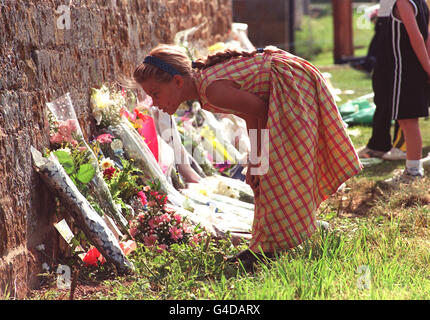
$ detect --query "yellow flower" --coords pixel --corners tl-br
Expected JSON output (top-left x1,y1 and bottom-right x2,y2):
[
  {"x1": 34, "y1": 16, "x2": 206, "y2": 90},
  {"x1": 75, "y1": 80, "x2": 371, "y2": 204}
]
[{"x1": 198, "y1": 189, "x2": 208, "y2": 196}]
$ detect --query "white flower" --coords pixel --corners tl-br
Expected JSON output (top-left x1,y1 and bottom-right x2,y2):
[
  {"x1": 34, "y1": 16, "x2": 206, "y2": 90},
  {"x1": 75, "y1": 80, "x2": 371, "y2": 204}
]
[
  {"x1": 91, "y1": 87, "x2": 113, "y2": 110},
  {"x1": 214, "y1": 181, "x2": 239, "y2": 198},
  {"x1": 36, "y1": 244, "x2": 45, "y2": 251},
  {"x1": 100, "y1": 158, "x2": 114, "y2": 170},
  {"x1": 42, "y1": 263, "x2": 50, "y2": 272}
]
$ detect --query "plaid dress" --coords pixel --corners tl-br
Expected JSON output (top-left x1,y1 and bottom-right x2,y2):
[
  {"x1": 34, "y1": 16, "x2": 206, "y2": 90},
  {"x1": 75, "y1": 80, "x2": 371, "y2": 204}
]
[{"x1": 195, "y1": 49, "x2": 362, "y2": 253}]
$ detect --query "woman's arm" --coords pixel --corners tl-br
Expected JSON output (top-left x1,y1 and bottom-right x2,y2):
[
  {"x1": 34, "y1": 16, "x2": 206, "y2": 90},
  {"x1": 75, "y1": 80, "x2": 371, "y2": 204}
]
[
  {"x1": 395, "y1": 0, "x2": 430, "y2": 78},
  {"x1": 205, "y1": 80, "x2": 268, "y2": 192},
  {"x1": 205, "y1": 80, "x2": 269, "y2": 119}
]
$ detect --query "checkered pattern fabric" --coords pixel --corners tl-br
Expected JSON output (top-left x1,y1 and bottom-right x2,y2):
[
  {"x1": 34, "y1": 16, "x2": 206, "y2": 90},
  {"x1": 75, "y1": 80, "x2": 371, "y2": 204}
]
[{"x1": 195, "y1": 49, "x2": 362, "y2": 252}]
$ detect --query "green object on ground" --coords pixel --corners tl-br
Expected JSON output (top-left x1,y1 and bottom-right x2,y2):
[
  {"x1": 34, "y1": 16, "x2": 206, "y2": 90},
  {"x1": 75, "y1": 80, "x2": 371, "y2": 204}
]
[{"x1": 339, "y1": 99, "x2": 376, "y2": 125}]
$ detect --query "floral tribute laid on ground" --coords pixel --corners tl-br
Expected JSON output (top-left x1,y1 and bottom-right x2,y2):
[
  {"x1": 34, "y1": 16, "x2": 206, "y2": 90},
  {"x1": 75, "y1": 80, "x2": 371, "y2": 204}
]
[{"x1": 30, "y1": 76, "x2": 256, "y2": 285}]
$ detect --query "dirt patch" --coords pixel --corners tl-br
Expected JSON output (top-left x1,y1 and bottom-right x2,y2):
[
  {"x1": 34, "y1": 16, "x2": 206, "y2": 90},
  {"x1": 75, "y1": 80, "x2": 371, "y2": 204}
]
[{"x1": 395, "y1": 194, "x2": 430, "y2": 208}]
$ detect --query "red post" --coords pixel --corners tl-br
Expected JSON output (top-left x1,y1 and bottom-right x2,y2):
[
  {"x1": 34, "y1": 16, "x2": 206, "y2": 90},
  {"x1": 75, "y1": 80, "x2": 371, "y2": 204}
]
[{"x1": 332, "y1": 0, "x2": 354, "y2": 63}]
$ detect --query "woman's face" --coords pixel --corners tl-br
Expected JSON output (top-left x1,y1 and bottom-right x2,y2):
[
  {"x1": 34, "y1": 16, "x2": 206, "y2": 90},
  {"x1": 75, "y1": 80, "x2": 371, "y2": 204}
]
[{"x1": 140, "y1": 77, "x2": 184, "y2": 115}]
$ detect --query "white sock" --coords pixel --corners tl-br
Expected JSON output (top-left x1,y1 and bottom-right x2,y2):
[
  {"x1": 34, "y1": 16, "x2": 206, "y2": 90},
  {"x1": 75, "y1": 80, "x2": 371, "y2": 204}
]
[{"x1": 406, "y1": 160, "x2": 423, "y2": 176}]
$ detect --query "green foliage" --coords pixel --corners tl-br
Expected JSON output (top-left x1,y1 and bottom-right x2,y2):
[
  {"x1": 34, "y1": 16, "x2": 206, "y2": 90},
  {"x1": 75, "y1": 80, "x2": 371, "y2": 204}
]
[
  {"x1": 53, "y1": 150, "x2": 75, "y2": 174},
  {"x1": 105, "y1": 158, "x2": 144, "y2": 202},
  {"x1": 53, "y1": 145, "x2": 96, "y2": 196},
  {"x1": 77, "y1": 163, "x2": 96, "y2": 184}
]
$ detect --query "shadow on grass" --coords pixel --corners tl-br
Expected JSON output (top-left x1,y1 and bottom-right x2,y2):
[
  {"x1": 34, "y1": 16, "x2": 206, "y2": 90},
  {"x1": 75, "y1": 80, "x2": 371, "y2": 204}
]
[{"x1": 358, "y1": 145, "x2": 430, "y2": 180}]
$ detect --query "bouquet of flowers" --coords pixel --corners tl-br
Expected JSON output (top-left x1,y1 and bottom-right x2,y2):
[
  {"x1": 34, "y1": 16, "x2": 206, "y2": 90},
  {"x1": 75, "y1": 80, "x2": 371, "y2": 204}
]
[{"x1": 128, "y1": 186, "x2": 203, "y2": 251}]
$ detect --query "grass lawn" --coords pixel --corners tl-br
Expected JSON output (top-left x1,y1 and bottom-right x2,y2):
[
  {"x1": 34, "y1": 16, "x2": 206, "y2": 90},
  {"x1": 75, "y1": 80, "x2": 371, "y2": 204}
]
[{"x1": 27, "y1": 4, "x2": 430, "y2": 301}]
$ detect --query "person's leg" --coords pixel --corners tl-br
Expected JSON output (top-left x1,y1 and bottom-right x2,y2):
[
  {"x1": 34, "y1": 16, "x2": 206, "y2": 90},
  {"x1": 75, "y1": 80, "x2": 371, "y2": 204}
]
[
  {"x1": 398, "y1": 118, "x2": 423, "y2": 176},
  {"x1": 365, "y1": 71, "x2": 393, "y2": 154},
  {"x1": 397, "y1": 118, "x2": 422, "y2": 160},
  {"x1": 366, "y1": 102, "x2": 393, "y2": 153}
]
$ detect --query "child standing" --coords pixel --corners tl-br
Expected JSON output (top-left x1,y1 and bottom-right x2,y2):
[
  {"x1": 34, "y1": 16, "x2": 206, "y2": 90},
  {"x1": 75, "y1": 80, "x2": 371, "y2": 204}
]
[
  {"x1": 133, "y1": 44, "x2": 362, "y2": 267},
  {"x1": 373, "y1": 0, "x2": 430, "y2": 181},
  {"x1": 357, "y1": 0, "x2": 409, "y2": 161}
]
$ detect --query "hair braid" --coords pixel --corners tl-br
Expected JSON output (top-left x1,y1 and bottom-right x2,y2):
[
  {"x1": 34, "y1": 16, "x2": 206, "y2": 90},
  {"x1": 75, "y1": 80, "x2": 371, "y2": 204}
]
[
  {"x1": 192, "y1": 46, "x2": 285, "y2": 70},
  {"x1": 192, "y1": 49, "x2": 261, "y2": 70}
]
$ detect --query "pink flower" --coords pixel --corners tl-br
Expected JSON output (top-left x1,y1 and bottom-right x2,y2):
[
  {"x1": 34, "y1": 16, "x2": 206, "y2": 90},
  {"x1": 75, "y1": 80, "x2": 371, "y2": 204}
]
[
  {"x1": 156, "y1": 244, "x2": 167, "y2": 253},
  {"x1": 173, "y1": 214, "x2": 182, "y2": 224},
  {"x1": 137, "y1": 191, "x2": 147, "y2": 206},
  {"x1": 58, "y1": 124, "x2": 71, "y2": 137},
  {"x1": 66, "y1": 119, "x2": 78, "y2": 133},
  {"x1": 50, "y1": 133, "x2": 63, "y2": 144},
  {"x1": 143, "y1": 234, "x2": 158, "y2": 247},
  {"x1": 49, "y1": 120, "x2": 79, "y2": 146},
  {"x1": 78, "y1": 147, "x2": 87, "y2": 153},
  {"x1": 182, "y1": 224, "x2": 191, "y2": 234},
  {"x1": 190, "y1": 234, "x2": 201, "y2": 246},
  {"x1": 96, "y1": 133, "x2": 114, "y2": 144},
  {"x1": 129, "y1": 227, "x2": 138, "y2": 238},
  {"x1": 159, "y1": 213, "x2": 171, "y2": 223},
  {"x1": 169, "y1": 226, "x2": 183, "y2": 241},
  {"x1": 148, "y1": 218, "x2": 159, "y2": 229}
]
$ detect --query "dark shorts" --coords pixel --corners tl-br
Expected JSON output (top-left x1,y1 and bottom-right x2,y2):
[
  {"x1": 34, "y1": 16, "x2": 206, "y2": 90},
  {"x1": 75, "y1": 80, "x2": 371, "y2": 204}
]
[{"x1": 373, "y1": 69, "x2": 429, "y2": 120}]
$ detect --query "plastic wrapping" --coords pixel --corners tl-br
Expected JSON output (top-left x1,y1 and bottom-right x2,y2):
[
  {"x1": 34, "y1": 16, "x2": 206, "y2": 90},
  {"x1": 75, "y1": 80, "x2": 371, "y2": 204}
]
[
  {"x1": 199, "y1": 108, "x2": 243, "y2": 164},
  {"x1": 109, "y1": 119, "x2": 185, "y2": 207},
  {"x1": 180, "y1": 188, "x2": 253, "y2": 233},
  {"x1": 46, "y1": 93, "x2": 129, "y2": 233},
  {"x1": 31, "y1": 147, "x2": 133, "y2": 274}
]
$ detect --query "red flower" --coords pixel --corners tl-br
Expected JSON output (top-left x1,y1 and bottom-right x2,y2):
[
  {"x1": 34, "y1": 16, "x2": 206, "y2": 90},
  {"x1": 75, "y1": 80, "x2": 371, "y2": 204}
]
[
  {"x1": 137, "y1": 191, "x2": 147, "y2": 206},
  {"x1": 103, "y1": 167, "x2": 116, "y2": 180},
  {"x1": 83, "y1": 247, "x2": 106, "y2": 267},
  {"x1": 134, "y1": 108, "x2": 146, "y2": 121}
]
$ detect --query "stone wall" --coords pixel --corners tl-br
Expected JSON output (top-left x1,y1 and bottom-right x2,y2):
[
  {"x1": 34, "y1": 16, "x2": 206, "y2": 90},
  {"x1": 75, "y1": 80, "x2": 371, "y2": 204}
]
[{"x1": 0, "y1": 0, "x2": 232, "y2": 298}]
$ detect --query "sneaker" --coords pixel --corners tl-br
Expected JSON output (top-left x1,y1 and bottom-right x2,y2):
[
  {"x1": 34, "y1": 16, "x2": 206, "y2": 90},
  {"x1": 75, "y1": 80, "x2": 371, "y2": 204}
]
[
  {"x1": 382, "y1": 147, "x2": 407, "y2": 160},
  {"x1": 422, "y1": 153, "x2": 430, "y2": 169},
  {"x1": 357, "y1": 146, "x2": 386, "y2": 159},
  {"x1": 383, "y1": 168, "x2": 424, "y2": 185}
]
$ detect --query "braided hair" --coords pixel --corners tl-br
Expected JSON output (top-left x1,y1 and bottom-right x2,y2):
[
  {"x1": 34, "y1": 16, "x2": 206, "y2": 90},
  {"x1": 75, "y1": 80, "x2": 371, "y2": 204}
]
[
  {"x1": 133, "y1": 44, "x2": 281, "y2": 84},
  {"x1": 192, "y1": 45, "x2": 283, "y2": 70}
]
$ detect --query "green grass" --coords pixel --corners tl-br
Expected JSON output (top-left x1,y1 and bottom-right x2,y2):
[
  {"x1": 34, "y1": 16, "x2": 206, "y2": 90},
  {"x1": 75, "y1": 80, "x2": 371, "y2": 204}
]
[{"x1": 296, "y1": 4, "x2": 374, "y2": 65}]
